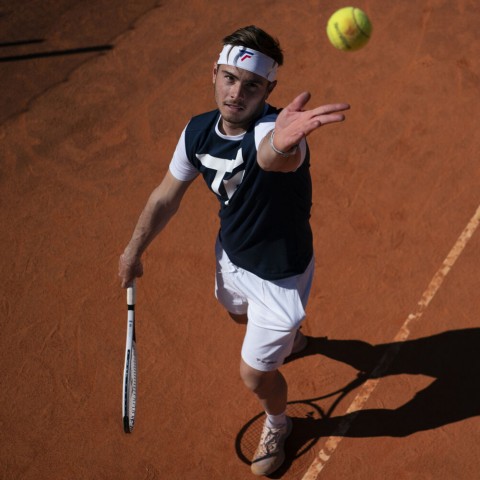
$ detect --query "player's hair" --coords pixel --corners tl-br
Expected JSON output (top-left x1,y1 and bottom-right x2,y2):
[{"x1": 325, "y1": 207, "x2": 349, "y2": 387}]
[{"x1": 222, "y1": 25, "x2": 284, "y2": 66}]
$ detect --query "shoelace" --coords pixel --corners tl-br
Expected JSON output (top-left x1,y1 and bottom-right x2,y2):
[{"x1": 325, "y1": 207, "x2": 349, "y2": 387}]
[{"x1": 258, "y1": 425, "x2": 285, "y2": 455}]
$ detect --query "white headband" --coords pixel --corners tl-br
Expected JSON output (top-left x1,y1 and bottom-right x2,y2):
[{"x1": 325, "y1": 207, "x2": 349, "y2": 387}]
[{"x1": 217, "y1": 44, "x2": 278, "y2": 81}]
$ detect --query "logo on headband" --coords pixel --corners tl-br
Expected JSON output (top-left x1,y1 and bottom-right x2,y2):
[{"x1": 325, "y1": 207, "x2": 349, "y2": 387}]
[
  {"x1": 239, "y1": 48, "x2": 255, "y2": 62},
  {"x1": 218, "y1": 44, "x2": 278, "y2": 81}
]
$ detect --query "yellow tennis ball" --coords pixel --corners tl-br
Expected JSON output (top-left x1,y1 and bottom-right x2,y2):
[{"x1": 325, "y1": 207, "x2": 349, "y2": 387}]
[{"x1": 326, "y1": 6, "x2": 372, "y2": 51}]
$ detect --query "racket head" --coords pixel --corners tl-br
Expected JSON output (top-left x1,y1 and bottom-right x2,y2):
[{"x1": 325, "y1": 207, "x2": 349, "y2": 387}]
[{"x1": 235, "y1": 400, "x2": 323, "y2": 466}]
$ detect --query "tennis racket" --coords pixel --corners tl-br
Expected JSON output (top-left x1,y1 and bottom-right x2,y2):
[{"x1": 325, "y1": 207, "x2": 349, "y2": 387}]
[{"x1": 122, "y1": 281, "x2": 137, "y2": 433}]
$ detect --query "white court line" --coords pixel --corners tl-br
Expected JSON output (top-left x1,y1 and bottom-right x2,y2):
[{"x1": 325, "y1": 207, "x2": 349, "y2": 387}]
[{"x1": 302, "y1": 204, "x2": 480, "y2": 480}]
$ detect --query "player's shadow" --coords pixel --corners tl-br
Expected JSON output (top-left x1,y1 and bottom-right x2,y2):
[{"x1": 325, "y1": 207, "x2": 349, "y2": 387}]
[
  {"x1": 292, "y1": 328, "x2": 480, "y2": 436},
  {"x1": 237, "y1": 327, "x2": 479, "y2": 477}
]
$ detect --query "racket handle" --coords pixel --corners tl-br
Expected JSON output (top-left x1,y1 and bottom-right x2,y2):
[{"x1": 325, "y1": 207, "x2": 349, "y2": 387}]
[{"x1": 127, "y1": 281, "x2": 136, "y2": 306}]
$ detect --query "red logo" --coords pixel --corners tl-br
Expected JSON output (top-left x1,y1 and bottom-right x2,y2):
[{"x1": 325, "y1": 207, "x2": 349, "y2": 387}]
[{"x1": 239, "y1": 49, "x2": 254, "y2": 62}]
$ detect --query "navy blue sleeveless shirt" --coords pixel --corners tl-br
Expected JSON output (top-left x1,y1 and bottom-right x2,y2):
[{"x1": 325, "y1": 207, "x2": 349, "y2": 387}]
[{"x1": 183, "y1": 106, "x2": 313, "y2": 280}]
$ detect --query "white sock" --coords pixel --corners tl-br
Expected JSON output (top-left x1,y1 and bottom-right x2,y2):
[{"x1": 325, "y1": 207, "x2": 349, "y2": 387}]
[{"x1": 266, "y1": 412, "x2": 287, "y2": 429}]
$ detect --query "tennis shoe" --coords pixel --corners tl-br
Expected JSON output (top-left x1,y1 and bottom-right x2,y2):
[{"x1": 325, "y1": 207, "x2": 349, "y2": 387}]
[{"x1": 251, "y1": 416, "x2": 292, "y2": 476}]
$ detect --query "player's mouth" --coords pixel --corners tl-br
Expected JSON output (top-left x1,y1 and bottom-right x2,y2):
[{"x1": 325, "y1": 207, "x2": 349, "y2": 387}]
[{"x1": 224, "y1": 103, "x2": 245, "y2": 112}]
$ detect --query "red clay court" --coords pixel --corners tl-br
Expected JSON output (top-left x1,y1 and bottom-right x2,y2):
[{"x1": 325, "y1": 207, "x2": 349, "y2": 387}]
[{"x1": 1, "y1": 1, "x2": 479, "y2": 479}]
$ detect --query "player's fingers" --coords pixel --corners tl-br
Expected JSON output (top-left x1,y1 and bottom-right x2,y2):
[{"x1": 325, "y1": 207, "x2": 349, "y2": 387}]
[
  {"x1": 318, "y1": 112, "x2": 347, "y2": 125},
  {"x1": 123, "y1": 279, "x2": 136, "y2": 289},
  {"x1": 305, "y1": 105, "x2": 349, "y2": 129},
  {"x1": 119, "y1": 255, "x2": 143, "y2": 288},
  {"x1": 287, "y1": 91, "x2": 312, "y2": 112},
  {"x1": 121, "y1": 269, "x2": 142, "y2": 289},
  {"x1": 313, "y1": 103, "x2": 350, "y2": 116},
  {"x1": 299, "y1": 113, "x2": 346, "y2": 137}
]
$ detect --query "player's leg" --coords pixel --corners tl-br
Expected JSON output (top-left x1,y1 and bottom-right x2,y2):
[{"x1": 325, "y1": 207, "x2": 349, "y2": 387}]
[
  {"x1": 215, "y1": 238, "x2": 314, "y2": 475},
  {"x1": 240, "y1": 325, "x2": 297, "y2": 476},
  {"x1": 238, "y1": 258, "x2": 314, "y2": 476},
  {"x1": 239, "y1": 360, "x2": 287, "y2": 415}
]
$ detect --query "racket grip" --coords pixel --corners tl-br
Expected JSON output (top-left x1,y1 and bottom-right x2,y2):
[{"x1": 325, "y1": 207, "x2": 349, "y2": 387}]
[{"x1": 127, "y1": 281, "x2": 136, "y2": 306}]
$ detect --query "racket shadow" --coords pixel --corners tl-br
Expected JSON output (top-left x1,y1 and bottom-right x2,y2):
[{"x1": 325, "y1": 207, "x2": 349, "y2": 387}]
[
  {"x1": 234, "y1": 402, "x2": 324, "y2": 468},
  {"x1": 234, "y1": 359, "x2": 368, "y2": 477}
]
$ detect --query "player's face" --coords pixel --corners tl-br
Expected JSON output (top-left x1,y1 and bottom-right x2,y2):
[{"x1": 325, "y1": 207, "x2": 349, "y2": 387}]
[{"x1": 213, "y1": 64, "x2": 276, "y2": 136}]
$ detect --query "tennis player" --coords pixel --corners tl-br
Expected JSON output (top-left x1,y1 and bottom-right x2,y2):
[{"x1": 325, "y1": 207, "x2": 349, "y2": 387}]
[{"x1": 119, "y1": 25, "x2": 349, "y2": 476}]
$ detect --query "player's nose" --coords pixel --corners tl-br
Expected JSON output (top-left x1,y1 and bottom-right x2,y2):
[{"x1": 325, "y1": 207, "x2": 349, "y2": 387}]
[{"x1": 229, "y1": 83, "x2": 243, "y2": 100}]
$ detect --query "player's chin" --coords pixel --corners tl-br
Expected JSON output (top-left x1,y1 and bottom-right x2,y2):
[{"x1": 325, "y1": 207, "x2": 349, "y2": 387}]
[{"x1": 225, "y1": 105, "x2": 261, "y2": 124}]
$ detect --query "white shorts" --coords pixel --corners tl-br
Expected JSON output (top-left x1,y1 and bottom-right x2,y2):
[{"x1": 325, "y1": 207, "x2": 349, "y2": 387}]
[{"x1": 214, "y1": 237, "x2": 314, "y2": 372}]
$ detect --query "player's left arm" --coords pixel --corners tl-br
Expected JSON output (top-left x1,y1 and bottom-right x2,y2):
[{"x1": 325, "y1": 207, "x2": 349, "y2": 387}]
[{"x1": 257, "y1": 92, "x2": 350, "y2": 172}]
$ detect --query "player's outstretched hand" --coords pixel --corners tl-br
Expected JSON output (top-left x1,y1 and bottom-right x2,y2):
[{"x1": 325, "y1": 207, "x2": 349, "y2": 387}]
[{"x1": 273, "y1": 92, "x2": 350, "y2": 153}]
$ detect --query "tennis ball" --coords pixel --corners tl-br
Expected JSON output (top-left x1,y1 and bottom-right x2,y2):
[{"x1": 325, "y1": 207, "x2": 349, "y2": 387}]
[{"x1": 326, "y1": 6, "x2": 372, "y2": 51}]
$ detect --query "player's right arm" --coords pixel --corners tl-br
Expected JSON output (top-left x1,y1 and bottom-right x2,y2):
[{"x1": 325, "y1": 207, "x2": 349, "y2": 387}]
[{"x1": 119, "y1": 170, "x2": 194, "y2": 288}]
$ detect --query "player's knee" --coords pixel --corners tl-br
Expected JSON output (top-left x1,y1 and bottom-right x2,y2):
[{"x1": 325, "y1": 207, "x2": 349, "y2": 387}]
[{"x1": 239, "y1": 361, "x2": 275, "y2": 395}]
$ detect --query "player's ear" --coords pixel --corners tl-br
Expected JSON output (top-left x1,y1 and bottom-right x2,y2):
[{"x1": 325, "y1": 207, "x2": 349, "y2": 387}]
[
  {"x1": 265, "y1": 80, "x2": 277, "y2": 99},
  {"x1": 213, "y1": 62, "x2": 219, "y2": 84}
]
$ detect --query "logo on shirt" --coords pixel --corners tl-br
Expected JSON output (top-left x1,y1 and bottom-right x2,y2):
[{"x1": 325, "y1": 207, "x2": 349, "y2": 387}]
[{"x1": 196, "y1": 149, "x2": 245, "y2": 205}]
